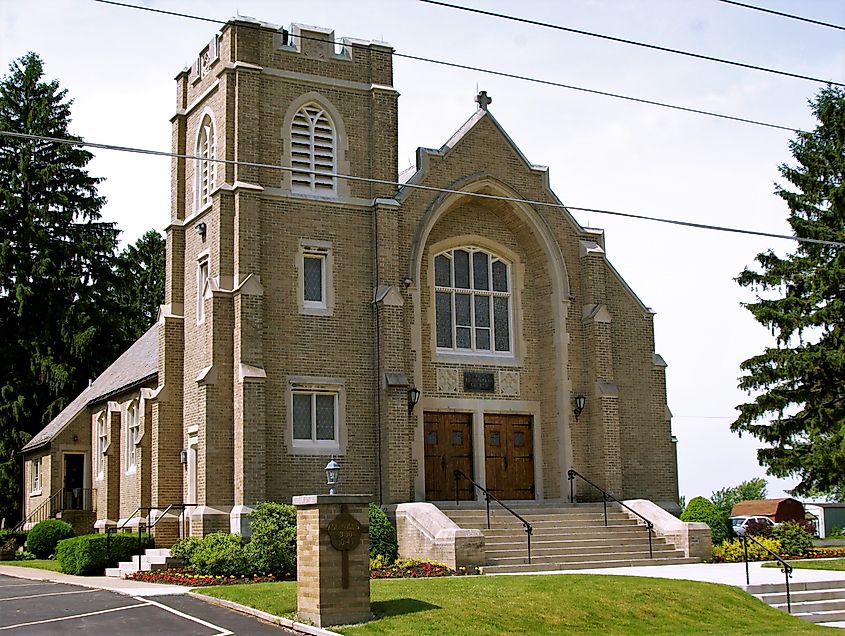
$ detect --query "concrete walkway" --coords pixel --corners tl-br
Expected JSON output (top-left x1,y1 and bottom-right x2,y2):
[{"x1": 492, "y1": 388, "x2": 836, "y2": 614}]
[{"x1": 0, "y1": 564, "x2": 191, "y2": 596}]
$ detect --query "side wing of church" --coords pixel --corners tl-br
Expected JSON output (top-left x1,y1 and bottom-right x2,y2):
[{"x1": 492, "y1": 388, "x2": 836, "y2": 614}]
[{"x1": 19, "y1": 18, "x2": 679, "y2": 541}]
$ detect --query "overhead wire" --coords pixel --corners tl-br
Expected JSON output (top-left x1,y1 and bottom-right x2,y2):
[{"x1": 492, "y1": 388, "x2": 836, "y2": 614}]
[
  {"x1": 92, "y1": 0, "x2": 802, "y2": 134},
  {"x1": 716, "y1": 1, "x2": 845, "y2": 32},
  {"x1": 3, "y1": 129, "x2": 843, "y2": 249},
  {"x1": 417, "y1": 0, "x2": 844, "y2": 87}
]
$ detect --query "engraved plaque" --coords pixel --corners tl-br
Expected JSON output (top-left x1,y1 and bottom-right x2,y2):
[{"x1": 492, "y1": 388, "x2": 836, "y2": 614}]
[
  {"x1": 327, "y1": 513, "x2": 362, "y2": 552},
  {"x1": 464, "y1": 370, "x2": 495, "y2": 393}
]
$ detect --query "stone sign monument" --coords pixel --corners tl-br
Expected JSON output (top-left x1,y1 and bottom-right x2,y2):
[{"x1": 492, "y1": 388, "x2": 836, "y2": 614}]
[{"x1": 292, "y1": 494, "x2": 373, "y2": 627}]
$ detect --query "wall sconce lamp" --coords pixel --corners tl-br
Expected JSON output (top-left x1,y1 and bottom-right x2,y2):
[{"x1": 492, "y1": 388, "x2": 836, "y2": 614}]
[
  {"x1": 195, "y1": 222, "x2": 207, "y2": 238},
  {"x1": 407, "y1": 386, "x2": 421, "y2": 414},
  {"x1": 573, "y1": 394, "x2": 586, "y2": 420},
  {"x1": 325, "y1": 458, "x2": 341, "y2": 495}
]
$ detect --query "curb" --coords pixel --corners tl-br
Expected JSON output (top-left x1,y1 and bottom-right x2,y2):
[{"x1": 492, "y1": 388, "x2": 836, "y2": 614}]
[{"x1": 188, "y1": 591, "x2": 343, "y2": 636}]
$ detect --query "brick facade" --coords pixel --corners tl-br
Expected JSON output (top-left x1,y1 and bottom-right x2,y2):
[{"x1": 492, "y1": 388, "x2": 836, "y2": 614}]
[{"x1": 22, "y1": 16, "x2": 681, "y2": 538}]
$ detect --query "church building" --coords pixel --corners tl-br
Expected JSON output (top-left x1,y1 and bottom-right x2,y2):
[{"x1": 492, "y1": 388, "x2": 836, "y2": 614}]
[{"x1": 20, "y1": 17, "x2": 679, "y2": 542}]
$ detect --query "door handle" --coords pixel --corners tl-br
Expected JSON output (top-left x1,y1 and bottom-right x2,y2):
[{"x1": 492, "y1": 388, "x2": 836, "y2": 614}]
[
  {"x1": 441, "y1": 456, "x2": 446, "y2": 471},
  {"x1": 504, "y1": 455, "x2": 508, "y2": 471}
]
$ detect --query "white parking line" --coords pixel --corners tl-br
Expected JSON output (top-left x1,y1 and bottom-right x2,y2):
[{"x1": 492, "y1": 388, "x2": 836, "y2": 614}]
[
  {"x1": 0, "y1": 582, "x2": 57, "y2": 588},
  {"x1": 0, "y1": 589, "x2": 97, "y2": 602},
  {"x1": 138, "y1": 597, "x2": 234, "y2": 636},
  {"x1": 0, "y1": 601, "x2": 150, "y2": 630}
]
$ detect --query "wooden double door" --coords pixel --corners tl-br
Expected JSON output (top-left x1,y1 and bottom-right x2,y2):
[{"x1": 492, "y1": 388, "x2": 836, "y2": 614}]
[{"x1": 424, "y1": 412, "x2": 535, "y2": 501}]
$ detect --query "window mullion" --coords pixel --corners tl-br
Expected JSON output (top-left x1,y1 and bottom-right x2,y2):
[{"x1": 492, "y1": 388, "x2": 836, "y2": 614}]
[{"x1": 311, "y1": 393, "x2": 318, "y2": 443}]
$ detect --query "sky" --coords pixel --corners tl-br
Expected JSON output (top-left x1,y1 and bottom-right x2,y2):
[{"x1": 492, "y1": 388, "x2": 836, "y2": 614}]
[{"x1": 1, "y1": 0, "x2": 844, "y2": 504}]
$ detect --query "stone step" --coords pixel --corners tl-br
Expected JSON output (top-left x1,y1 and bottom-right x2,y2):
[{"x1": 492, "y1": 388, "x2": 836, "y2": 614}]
[
  {"x1": 444, "y1": 509, "x2": 631, "y2": 520},
  {"x1": 445, "y1": 516, "x2": 639, "y2": 528},
  {"x1": 485, "y1": 542, "x2": 679, "y2": 560},
  {"x1": 757, "y1": 588, "x2": 845, "y2": 605},
  {"x1": 486, "y1": 549, "x2": 687, "y2": 566},
  {"x1": 485, "y1": 534, "x2": 665, "y2": 548},
  {"x1": 771, "y1": 599, "x2": 845, "y2": 615},
  {"x1": 482, "y1": 556, "x2": 700, "y2": 574},
  {"x1": 481, "y1": 526, "x2": 651, "y2": 539},
  {"x1": 793, "y1": 609, "x2": 845, "y2": 624},
  {"x1": 746, "y1": 579, "x2": 845, "y2": 595},
  {"x1": 104, "y1": 548, "x2": 182, "y2": 577}
]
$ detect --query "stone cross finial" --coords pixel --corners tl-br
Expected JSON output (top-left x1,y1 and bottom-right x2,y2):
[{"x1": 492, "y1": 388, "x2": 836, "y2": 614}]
[{"x1": 475, "y1": 90, "x2": 492, "y2": 111}]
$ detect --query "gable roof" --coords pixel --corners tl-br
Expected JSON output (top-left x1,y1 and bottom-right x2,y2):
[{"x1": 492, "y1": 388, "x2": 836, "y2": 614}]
[
  {"x1": 21, "y1": 324, "x2": 159, "y2": 454},
  {"x1": 730, "y1": 498, "x2": 804, "y2": 517}
]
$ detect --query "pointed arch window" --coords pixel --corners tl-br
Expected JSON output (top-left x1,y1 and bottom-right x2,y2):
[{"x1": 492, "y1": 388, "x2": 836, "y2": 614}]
[
  {"x1": 434, "y1": 247, "x2": 513, "y2": 354},
  {"x1": 125, "y1": 401, "x2": 140, "y2": 473},
  {"x1": 290, "y1": 103, "x2": 336, "y2": 195},
  {"x1": 195, "y1": 115, "x2": 216, "y2": 210}
]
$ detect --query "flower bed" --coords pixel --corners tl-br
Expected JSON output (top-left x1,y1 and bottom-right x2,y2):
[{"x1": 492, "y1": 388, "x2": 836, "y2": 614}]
[
  {"x1": 370, "y1": 558, "x2": 480, "y2": 579},
  {"x1": 127, "y1": 568, "x2": 276, "y2": 586}
]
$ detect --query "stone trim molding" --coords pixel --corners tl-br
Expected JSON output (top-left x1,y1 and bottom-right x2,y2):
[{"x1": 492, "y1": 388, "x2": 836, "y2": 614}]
[
  {"x1": 394, "y1": 502, "x2": 484, "y2": 570},
  {"x1": 623, "y1": 499, "x2": 711, "y2": 560}
]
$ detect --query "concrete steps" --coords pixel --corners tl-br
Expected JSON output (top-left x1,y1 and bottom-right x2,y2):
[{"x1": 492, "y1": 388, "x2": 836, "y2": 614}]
[
  {"x1": 104, "y1": 548, "x2": 182, "y2": 578},
  {"x1": 746, "y1": 579, "x2": 845, "y2": 625},
  {"x1": 442, "y1": 501, "x2": 698, "y2": 574}
]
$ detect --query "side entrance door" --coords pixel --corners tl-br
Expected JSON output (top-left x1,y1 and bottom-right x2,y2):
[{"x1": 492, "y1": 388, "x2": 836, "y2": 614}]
[
  {"x1": 424, "y1": 412, "x2": 473, "y2": 501},
  {"x1": 63, "y1": 453, "x2": 85, "y2": 510},
  {"x1": 484, "y1": 414, "x2": 535, "y2": 500}
]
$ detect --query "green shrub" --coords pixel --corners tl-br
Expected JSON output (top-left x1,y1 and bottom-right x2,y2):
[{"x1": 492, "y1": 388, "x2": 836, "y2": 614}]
[
  {"x1": 771, "y1": 521, "x2": 814, "y2": 556},
  {"x1": 56, "y1": 533, "x2": 153, "y2": 575},
  {"x1": 244, "y1": 502, "x2": 297, "y2": 577},
  {"x1": 829, "y1": 526, "x2": 845, "y2": 539},
  {"x1": 190, "y1": 532, "x2": 248, "y2": 577},
  {"x1": 27, "y1": 519, "x2": 74, "y2": 558},
  {"x1": 170, "y1": 536, "x2": 203, "y2": 564},
  {"x1": 369, "y1": 503, "x2": 398, "y2": 564},
  {"x1": 680, "y1": 496, "x2": 730, "y2": 545},
  {"x1": 0, "y1": 530, "x2": 28, "y2": 549},
  {"x1": 712, "y1": 537, "x2": 783, "y2": 563}
]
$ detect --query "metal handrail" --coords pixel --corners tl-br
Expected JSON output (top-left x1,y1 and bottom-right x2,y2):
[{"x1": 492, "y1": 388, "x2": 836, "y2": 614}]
[
  {"x1": 567, "y1": 469, "x2": 654, "y2": 559},
  {"x1": 740, "y1": 532, "x2": 794, "y2": 613},
  {"x1": 14, "y1": 487, "x2": 96, "y2": 531},
  {"x1": 106, "y1": 503, "x2": 197, "y2": 570},
  {"x1": 453, "y1": 469, "x2": 533, "y2": 564}
]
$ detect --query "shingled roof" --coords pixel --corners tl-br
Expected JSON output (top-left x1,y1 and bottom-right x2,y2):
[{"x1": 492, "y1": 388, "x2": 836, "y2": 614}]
[{"x1": 21, "y1": 324, "x2": 159, "y2": 454}]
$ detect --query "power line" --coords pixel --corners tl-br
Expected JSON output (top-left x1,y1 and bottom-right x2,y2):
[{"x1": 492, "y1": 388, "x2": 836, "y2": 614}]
[
  {"x1": 717, "y1": 1, "x2": 845, "y2": 32},
  {"x1": 4, "y1": 129, "x2": 843, "y2": 249},
  {"x1": 418, "y1": 0, "x2": 844, "y2": 87},
  {"x1": 91, "y1": 0, "x2": 801, "y2": 134}
]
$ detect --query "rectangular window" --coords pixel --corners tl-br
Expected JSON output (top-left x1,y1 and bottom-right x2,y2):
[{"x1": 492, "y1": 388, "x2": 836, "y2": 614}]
[
  {"x1": 197, "y1": 258, "x2": 209, "y2": 324},
  {"x1": 303, "y1": 253, "x2": 325, "y2": 306},
  {"x1": 126, "y1": 402, "x2": 140, "y2": 472},
  {"x1": 96, "y1": 414, "x2": 107, "y2": 478},
  {"x1": 299, "y1": 241, "x2": 333, "y2": 316},
  {"x1": 292, "y1": 390, "x2": 338, "y2": 447},
  {"x1": 31, "y1": 458, "x2": 42, "y2": 493}
]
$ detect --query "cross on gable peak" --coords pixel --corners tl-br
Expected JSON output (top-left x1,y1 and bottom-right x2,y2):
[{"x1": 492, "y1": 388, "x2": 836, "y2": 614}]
[{"x1": 475, "y1": 90, "x2": 492, "y2": 111}]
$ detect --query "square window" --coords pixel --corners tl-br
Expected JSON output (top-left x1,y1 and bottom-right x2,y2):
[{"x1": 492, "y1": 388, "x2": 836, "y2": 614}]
[{"x1": 292, "y1": 389, "x2": 339, "y2": 449}]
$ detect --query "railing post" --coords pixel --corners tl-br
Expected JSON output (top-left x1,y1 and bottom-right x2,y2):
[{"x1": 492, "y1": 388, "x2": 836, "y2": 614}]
[
  {"x1": 138, "y1": 517, "x2": 143, "y2": 571},
  {"x1": 785, "y1": 567, "x2": 792, "y2": 613},
  {"x1": 567, "y1": 469, "x2": 575, "y2": 504},
  {"x1": 526, "y1": 524, "x2": 532, "y2": 565},
  {"x1": 603, "y1": 492, "x2": 608, "y2": 526},
  {"x1": 743, "y1": 535, "x2": 749, "y2": 585},
  {"x1": 485, "y1": 493, "x2": 491, "y2": 530},
  {"x1": 647, "y1": 524, "x2": 653, "y2": 559}
]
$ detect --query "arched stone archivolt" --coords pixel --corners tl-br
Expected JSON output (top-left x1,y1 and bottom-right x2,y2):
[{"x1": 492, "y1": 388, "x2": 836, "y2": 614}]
[{"x1": 408, "y1": 175, "x2": 575, "y2": 500}]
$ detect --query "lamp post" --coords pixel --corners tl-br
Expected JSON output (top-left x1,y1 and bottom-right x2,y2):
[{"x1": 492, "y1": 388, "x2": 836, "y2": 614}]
[{"x1": 325, "y1": 458, "x2": 341, "y2": 495}]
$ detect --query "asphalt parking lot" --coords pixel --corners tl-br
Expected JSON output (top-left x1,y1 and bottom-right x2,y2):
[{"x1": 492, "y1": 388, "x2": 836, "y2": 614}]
[{"x1": 0, "y1": 574, "x2": 291, "y2": 634}]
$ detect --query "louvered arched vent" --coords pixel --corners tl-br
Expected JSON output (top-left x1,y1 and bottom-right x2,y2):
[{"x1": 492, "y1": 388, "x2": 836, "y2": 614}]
[
  {"x1": 195, "y1": 115, "x2": 216, "y2": 210},
  {"x1": 290, "y1": 103, "x2": 336, "y2": 195}
]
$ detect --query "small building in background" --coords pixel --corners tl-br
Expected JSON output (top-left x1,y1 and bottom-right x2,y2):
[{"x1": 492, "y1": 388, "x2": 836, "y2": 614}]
[
  {"x1": 731, "y1": 498, "x2": 806, "y2": 524},
  {"x1": 805, "y1": 503, "x2": 845, "y2": 539}
]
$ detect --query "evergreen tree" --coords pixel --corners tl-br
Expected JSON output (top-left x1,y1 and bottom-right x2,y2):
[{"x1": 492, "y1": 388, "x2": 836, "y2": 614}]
[
  {"x1": 113, "y1": 230, "x2": 165, "y2": 342},
  {"x1": 733, "y1": 87, "x2": 845, "y2": 496},
  {"x1": 0, "y1": 53, "x2": 119, "y2": 524}
]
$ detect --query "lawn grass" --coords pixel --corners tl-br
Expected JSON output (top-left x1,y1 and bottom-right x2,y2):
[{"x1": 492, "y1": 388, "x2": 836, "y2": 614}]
[
  {"x1": 764, "y1": 558, "x2": 845, "y2": 572},
  {"x1": 200, "y1": 574, "x2": 834, "y2": 634},
  {"x1": 0, "y1": 559, "x2": 62, "y2": 572}
]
